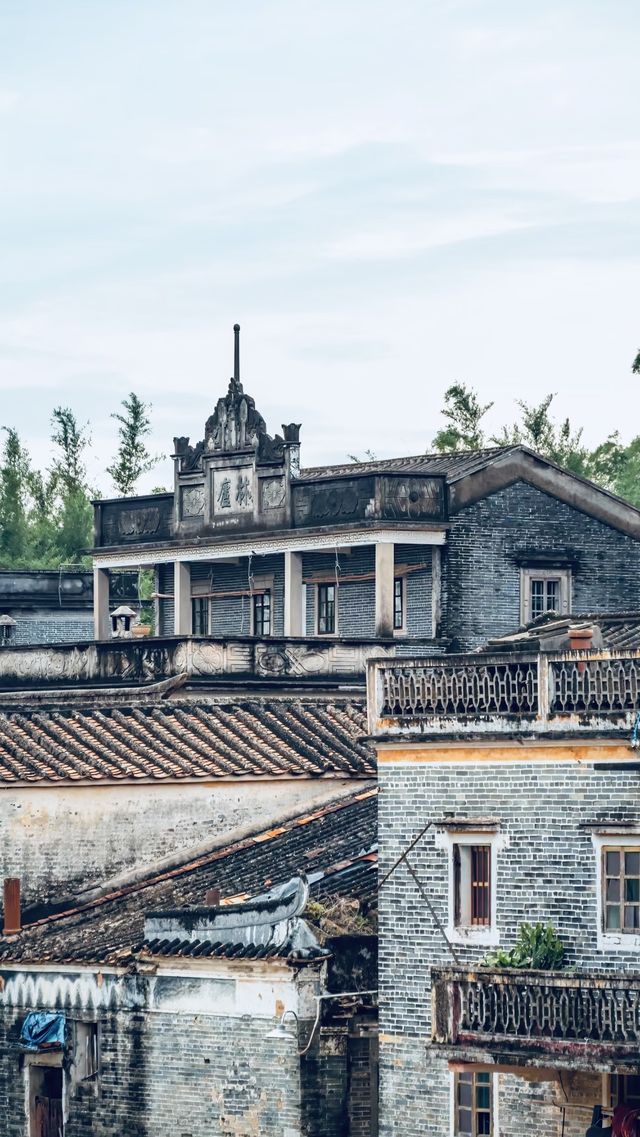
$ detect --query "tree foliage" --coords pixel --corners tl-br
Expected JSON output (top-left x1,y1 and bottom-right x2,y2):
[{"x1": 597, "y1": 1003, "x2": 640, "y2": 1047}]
[
  {"x1": 432, "y1": 382, "x2": 640, "y2": 507},
  {"x1": 432, "y1": 384, "x2": 493, "y2": 452},
  {"x1": 106, "y1": 393, "x2": 159, "y2": 497},
  {"x1": 0, "y1": 394, "x2": 160, "y2": 568}
]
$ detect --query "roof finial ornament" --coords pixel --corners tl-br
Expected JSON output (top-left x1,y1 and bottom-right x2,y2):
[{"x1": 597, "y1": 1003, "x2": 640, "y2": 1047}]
[{"x1": 233, "y1": 323, "x2": 240, "y2": 386}]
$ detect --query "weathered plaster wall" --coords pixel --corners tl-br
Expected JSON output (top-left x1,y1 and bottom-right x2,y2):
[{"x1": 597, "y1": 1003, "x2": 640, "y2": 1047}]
[
  {"x1": 1, "y1": 778, "x2": 359, "y2": 904},
  {"x1": 0, "y1": 963, "x2": 313, "y2": 1137},
  {"x1": 378, "y1": 754, "x2": 640, "y2": 1136},
  {"x1": 444, "y1": 480, "x2": 640, "y2": 650}
]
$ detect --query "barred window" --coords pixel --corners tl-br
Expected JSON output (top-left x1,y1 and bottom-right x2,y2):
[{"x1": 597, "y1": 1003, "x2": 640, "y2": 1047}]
[
  {"x1": 191, "y1": 597, "x2": 209, "y2": 635},
  {"x1": 610, "y1": 1073, "x2": 640, "y2": 1109},
  {"x1": 604, "y1": 847, "x2": 640, "y2": 932},
  {"x1": 317, "y1": 584, "x2": 336, "y2": 634},
  {"x1": 454, "y1": 844, "x2": 491, "y2": 927},
  {"x1": 253, "y1": 591, "x2": 272, "y2": 637},
  {"x1": 454, "y1": 1070, "x2": 493, "y2": 1136}
]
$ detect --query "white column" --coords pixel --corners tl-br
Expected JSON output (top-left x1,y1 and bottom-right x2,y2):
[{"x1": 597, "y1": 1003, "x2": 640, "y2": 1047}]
[
  {"x1": 284, "y1": 552, "x2": 303, "y2": 637},
  {"x1": 174, "y1": 561, "x2": 192, "y2": 635},
  {"x1": 93, "y1": 567, "x2": 110, "y2": 640},
  {"x1": 375, "y1": 542, "x2": 395, "y2": 637}
]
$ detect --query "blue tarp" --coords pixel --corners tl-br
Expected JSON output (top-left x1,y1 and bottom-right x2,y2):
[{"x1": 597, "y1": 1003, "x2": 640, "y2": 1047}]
[{"x1": 19, "y1": 1012, "x2": 65, "y2": 1051}]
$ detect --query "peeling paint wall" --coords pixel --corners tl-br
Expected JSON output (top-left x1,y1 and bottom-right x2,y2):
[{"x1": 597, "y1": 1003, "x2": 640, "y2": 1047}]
[
  {"x1": 0, "y1": 963, "x2": 315, "y2": 1137},
  {"x1": 0, "y1": 779, "x2": 359, "y2": 905}
]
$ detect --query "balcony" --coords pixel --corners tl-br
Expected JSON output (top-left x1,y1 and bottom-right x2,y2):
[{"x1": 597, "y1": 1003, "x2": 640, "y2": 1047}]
[
  {"x1": 432, "y1": 966, "x2": 640, "y2": 1070},
  {"x1": 368, "y1": 650, "x2": 640, "y2": 736},
  {"x1": 0, "y1": 635, "x2": 444, "y2": 690}
]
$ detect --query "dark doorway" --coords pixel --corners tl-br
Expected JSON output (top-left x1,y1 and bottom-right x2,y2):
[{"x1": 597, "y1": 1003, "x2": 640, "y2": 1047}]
[{"x1": 29, "y1": 1066, "x2": 63, "y2": 1137}]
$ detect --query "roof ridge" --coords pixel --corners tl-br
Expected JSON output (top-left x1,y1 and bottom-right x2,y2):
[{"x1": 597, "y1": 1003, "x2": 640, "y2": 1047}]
[{"x1": 18, "y1": 787, "x2": 379, "y2": 933}]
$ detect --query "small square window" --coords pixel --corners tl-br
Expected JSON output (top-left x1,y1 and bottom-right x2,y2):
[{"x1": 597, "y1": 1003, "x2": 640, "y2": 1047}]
[
  {"x1": 454, "y1": 1071, "x2": 493, "y2": 1136},
  {"x1": 253, "y1": 591, "x2": 271, "y2": 637},
  {"x1": 521, "y1": 568, "x2": 570, "y2": 625},
  {"x1": 604, "y1": 846, "x2": 640, "y2": 932},
  {"x1": 455, "y1": 845, "x2": 492, "y2": 928},
  {"x1": 191, "y1": 597, "x2": 210, "y2": 635},
  {"x1": 317, "y1": 584, "x2": 336, "y2": 634},
  {"x1": 393, "y1": 578, "x2": 404, "y2": 631}
]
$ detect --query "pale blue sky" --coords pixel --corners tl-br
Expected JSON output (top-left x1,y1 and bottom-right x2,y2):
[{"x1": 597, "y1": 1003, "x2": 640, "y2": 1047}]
[{"x1": 1, "y1": 0, "x2": 639, "y2": 492}]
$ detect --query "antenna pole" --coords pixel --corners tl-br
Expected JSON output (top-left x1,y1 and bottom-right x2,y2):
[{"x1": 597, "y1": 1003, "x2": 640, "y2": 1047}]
[{"x1": 233, "y1": 324, "x2": 240, "y2": 383}]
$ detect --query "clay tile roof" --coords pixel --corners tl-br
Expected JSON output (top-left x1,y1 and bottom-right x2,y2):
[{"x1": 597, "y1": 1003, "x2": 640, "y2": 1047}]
[
  {"x1": 0, "y1": 698, "x2": 373, "y2": 783},
  {"x1": 0, "y1": 788, "x2": 377, "y2": 967},
  {"x1": 298, "y1": 446, "x2": 518, "y2": 481}
]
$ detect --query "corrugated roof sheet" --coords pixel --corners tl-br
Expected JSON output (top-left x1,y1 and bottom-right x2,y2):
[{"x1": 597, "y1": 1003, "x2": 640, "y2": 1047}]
[
  {"x1": 0, "y1": 698, "x2": 373, "y2": 783},
  {"x1": 0, "y1": 788, "x2": 377, "y2": 966},
  {"x1": 298, "y1": 446, "x2": 518, "y2": 481}
]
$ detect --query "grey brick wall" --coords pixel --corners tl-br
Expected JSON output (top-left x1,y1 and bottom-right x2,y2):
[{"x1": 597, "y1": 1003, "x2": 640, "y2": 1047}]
[
  {"x1": 378, "y1": 756, "x2": 640, "y2": 1136},
  {"x1": 11, "y1": 616, "x2": 93, "y2": 646},
  {"x1": 0, "y1": 1002, "x2": 303, "y2": 1137},
  {"x1": 443, "y1": 481, "x2": 640, "y2": 649}
]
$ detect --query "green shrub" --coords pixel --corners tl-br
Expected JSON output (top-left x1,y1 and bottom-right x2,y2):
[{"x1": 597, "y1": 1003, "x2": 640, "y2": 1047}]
[{"x1": 483, "y1": 922, "x2": 565, "y2": 970}]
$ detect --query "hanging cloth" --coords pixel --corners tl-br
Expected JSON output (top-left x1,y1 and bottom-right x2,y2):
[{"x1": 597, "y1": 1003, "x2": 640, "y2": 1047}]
[{"x1": 19, "y1": 1012, "x2": 65, "y2": 1051}]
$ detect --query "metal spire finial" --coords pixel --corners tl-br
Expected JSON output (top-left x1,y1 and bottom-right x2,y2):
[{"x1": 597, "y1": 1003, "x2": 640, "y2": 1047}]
[{"x1": 233, "y1": 324, "x2": 240, "y2": 384}]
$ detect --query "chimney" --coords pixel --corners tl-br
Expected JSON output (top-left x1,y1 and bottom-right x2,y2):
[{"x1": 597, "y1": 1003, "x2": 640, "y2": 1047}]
[
  {"x1": 3, "y1": 878, "x2": 21, "y2": 935},
  {"x1": 568, "y1": 626, "x2": 594, "y2": 652},
  {"x1": 205, "y1": 888, "x2": 221, "y2": 907}
]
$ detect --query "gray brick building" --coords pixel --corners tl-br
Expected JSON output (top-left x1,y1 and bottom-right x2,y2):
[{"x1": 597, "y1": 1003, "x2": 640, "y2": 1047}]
[
  {"x1": 0, "y1": 790, "x2": 378, "y2": 1137},
  {"x1": 369, "y1": 631, "x2": 640, "y2": 1137}
]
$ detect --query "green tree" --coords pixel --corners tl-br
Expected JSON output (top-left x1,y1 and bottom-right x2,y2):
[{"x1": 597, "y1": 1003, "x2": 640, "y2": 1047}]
[
  {"x1": 491, "y1": 394, "x2": 590, "y2": 476},
  {"x1": 632, "y1": 349, "x2": 640, "y2": 374},
  {"x1": 107, "y1": 392, "x2": 159, "y2": 496},
  {"x1": 0, "y1": 428, "x2": 32, "y2": 566},
  {"x1": 432, "y1": 384, "x2": 493, "y2": 452}
]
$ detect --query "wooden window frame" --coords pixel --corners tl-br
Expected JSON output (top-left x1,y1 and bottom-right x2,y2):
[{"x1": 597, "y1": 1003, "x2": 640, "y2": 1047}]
[
  {"x1": 520, "y1": 567, "x2": 571, "y2": 625},
  {"x1": 316, "y1": 582, "x2": 337, "y2": 636},
  {"x1": 437, "y1": 828, "x2": 506, "y2": 947},
  {"x1": 454, "y1": 844, "x2": 492, "y2": 929},
  {"x1": 191, "y1": 596, "x2": 210, "y2": 636},
  {"x1": 602, "y1": 845, "x2": 640, "y2": 935},
  {"x1": 393, "y1": 577, "x2": 405, "y2": 633},
  {"x1": 252, "y1": 590, "x2": 272, "y2": 638},
  {"x1": 452, "y1": 1070, "x2": 494, "y2": 1136}
]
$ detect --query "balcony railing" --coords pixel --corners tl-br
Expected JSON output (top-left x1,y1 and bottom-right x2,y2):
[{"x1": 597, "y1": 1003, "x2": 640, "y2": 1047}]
[
  {"x1": 368, "y1": 651, "x2": 640, "y2": 735},
  {"x1": 432, "y1": 967, "x2": 640, "y2": 1062}
]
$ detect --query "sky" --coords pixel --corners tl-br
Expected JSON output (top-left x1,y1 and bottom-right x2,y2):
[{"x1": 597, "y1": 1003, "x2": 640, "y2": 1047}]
[{"x1": 1, "y1": 0, "x2": 640, "y2": 493}]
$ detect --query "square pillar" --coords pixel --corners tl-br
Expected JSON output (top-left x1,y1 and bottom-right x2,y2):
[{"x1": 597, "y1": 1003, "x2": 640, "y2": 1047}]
[
  {"x1": 284, "y1": 552, "x2": 303, "y2": 637},
  {"x1": 174, "y1": 561, "x2": 192, "y2": 635},
  {"x1": 375, "y1": 542, "x2": 395, "y2": 637},
  {"x1": 93, "y1": 567, "x2": 110, "y2": 640}
]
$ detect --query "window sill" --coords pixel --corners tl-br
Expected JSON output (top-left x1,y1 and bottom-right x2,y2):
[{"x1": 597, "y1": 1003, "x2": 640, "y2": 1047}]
[
  {"x1": 447, "y1": 926, "x2": 500, "y2": 948},
  {"x1": 597, "y1": 932, "x2": 640, "y2": 952}
]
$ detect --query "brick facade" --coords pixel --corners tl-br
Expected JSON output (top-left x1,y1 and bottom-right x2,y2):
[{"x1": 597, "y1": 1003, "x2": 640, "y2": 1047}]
[
  {"x1": 378, "y1": 755, "x2": 640, "y2": 1137},
  {"x1": 443, "y1": 481, "x2": 640, "y2": 650}
]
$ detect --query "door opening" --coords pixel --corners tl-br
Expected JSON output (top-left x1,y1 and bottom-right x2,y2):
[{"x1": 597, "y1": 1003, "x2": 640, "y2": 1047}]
[{"x1": 29, "y1": 1066, "x2": 63, "y2": 1137}]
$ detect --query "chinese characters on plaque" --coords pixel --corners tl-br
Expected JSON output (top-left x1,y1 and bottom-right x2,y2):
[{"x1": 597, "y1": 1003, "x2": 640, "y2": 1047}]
[{"x1": 213, "y1": 469, "x2": 254, "y2": 515}]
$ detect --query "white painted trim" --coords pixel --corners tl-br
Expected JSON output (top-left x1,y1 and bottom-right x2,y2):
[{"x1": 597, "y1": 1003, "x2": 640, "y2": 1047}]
[
  {"x1": 449, "y1": 1068, "x2": 499, "y2": 1137},
  {"x1": 94, "y1": 526, "x2": 447, "y2": 569},
  {"x1": 520, "y1": 566, "x2": 571, "y2": 625},
  {"x1": 592, "y1": 833, "x2": 640, "y2": 952},
  {"x1": 435, "y1": 828, "x2": 509, "y2": 947}
]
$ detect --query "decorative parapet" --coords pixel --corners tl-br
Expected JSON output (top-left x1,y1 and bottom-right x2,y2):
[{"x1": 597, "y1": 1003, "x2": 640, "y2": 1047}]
[
  {"x1": 432, "y1": 966, "x2": 640, "y2": 1063},
  {"x1": 0, "y1": 635, "x2": 409, "y2": 688},
  {"x1": 368, "y1": 650, "x2": 640, "y2": 735}
]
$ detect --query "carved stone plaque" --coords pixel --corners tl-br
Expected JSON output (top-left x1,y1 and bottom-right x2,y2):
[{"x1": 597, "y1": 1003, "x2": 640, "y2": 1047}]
[
  {"x1": 212, "y1": 468, "x2": 254, "y2": 516},
  {"x1": 181, "y1": 485, "x2": 205, "y2": 519},
  {"x1": 380, "y1": 476, "x2": 445, "y2": 520},
  {"x1": 261, "y1": 477, "x2": 286, "y2": 511}
]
